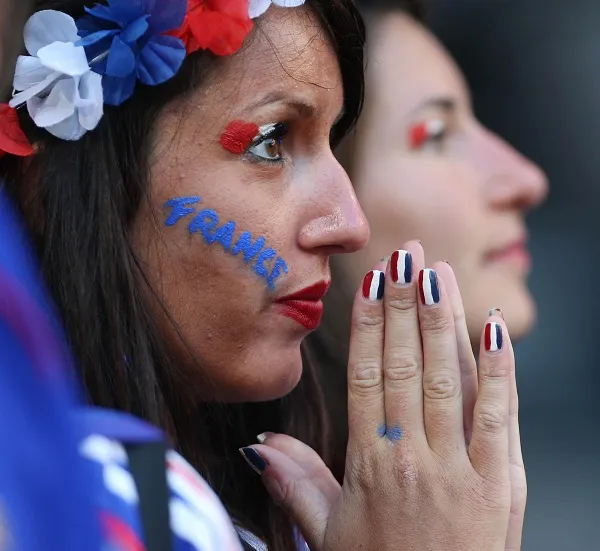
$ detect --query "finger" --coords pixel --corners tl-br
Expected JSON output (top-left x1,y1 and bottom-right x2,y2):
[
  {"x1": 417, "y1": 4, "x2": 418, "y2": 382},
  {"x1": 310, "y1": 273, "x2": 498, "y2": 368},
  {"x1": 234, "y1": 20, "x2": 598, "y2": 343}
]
[
  {"x1": 257, "y1": 432, "x2": 340, "y2": 503},
  {"x1": 435, "y1": 261, "x2": 479, "y2": 444},
  {"x1": 239, "y1": 443, "x2": 340, "y2": 551},
  {"x1": 468, "y1": 314, "x2": 511, "y2": 479},
  {"x1": 418, "y1": 265, "x2": 464, "y2": 453},
  {"x1": 346, "y1": 262, "x2": 387, "y2": 449},
  {"x1": 505, "y1": 327, "x2": 527, "y2": 551},
  {"x1": 381, "y1": 241, "x2": 427, "y2": 443}
]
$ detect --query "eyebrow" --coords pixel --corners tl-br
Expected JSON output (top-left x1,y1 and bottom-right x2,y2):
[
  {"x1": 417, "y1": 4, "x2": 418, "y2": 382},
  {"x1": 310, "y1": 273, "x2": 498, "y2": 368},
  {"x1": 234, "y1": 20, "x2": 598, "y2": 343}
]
[
  {"x1": 408, "y1": 97, "x2": 457, "y2": 116},
  {"x1": 246, "y1": 91, "x2": 344, "y2": 124}
]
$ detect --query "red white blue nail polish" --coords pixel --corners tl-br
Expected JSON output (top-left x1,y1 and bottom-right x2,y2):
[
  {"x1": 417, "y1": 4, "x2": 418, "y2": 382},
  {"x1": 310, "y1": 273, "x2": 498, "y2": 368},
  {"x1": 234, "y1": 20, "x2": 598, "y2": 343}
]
[
  {"x1": 485, "y1": 322, "x2": 503, "y2": 352},
  {"x1": 362, "y1": 270, "x2": 385, "y2": 302},
  {"x1": 419, "y1": 269, "x2": 440, "y2": 305},
  {"x1": 391, "y1": 249, "x2": 413, "y2": 284}
]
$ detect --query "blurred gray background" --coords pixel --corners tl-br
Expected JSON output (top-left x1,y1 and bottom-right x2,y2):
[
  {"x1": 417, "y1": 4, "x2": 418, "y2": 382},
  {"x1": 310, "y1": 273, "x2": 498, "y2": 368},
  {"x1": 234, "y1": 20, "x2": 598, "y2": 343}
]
[{"x1": 428, "y1": 0, "x2": 600, "y2": 548}]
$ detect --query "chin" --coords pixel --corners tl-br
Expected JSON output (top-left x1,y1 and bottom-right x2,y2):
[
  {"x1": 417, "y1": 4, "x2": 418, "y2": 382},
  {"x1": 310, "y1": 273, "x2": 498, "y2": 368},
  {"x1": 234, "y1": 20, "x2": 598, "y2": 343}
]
[{"x1": 215, "y1": 339, "x2": 304, "y2": 403}]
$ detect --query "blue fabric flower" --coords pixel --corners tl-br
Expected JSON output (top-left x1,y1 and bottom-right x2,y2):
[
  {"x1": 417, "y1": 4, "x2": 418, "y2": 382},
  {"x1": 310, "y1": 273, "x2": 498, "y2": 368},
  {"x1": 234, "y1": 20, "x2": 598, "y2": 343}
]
[{"x1": 76, "y1": 0, "x2": 187, "y2": 106}]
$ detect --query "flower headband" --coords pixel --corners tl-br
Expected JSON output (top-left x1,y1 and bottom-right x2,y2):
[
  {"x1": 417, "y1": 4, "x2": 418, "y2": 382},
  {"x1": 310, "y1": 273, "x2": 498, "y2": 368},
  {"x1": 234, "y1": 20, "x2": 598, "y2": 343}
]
[{"x1": 0, "y1": 0, "x2": 305, "y2": 157}]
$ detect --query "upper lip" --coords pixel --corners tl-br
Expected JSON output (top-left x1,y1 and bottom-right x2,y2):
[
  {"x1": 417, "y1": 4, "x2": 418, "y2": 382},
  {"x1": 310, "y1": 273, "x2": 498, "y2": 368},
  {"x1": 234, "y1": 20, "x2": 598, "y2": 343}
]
[{"x1": 276, "y1": 280, "x2": 331, "y2": 302}]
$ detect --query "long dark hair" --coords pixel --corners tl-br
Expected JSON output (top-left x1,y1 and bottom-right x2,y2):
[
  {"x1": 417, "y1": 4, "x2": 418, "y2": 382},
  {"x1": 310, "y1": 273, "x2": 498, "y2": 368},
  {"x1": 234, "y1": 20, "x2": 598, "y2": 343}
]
[
  {"x1": 305, "y1": 0, "x2": 426, "y2": 483},
  {"x1": 0, "y1": 1, "x2": 365, "y2": 549}
]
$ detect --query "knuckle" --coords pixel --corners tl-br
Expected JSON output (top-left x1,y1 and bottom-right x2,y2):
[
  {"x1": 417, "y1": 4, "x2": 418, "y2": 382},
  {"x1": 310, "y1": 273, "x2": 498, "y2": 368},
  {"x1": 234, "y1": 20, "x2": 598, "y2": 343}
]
[
  {"x1": 352, "y1": 312, "x2": 385, "y2": 334},
  {"x1": 423, "y1": 369, "x2": 460, "y2": 401},
  {"x1": 420, "y1": 311, "x2": 453, "y2": 336},
  {"x1": 384, "y1": 349, "x2": 420, "y2": 382},
  {"x1": 480, "y1": 363, "x2": 510, "y2": 381},
  {"x1": 475, "y1": 405, "x2": 507, "y2": 434},
  {"x1": 349, "y1": 359, "x2": 383, "y2": 394},
  {"x1": 386, "y1": 294, "x2": 417, "y2": 313}
]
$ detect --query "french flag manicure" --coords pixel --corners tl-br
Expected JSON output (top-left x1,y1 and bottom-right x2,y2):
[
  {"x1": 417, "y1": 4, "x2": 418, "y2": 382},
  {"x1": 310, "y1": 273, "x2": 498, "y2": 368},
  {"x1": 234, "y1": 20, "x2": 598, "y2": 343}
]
[
  {"x1": 485, "y1": 322, "x2": 503, "y2": 352},
  {"x1": 391, "y1": 250, "x2": 413, "y2": 284},
  {"x1": 419, "y1": 269, "x2": 440, "y2": 306},
  {"x1": 362, "y1": 270, "x2": 385, "y2": 302}
]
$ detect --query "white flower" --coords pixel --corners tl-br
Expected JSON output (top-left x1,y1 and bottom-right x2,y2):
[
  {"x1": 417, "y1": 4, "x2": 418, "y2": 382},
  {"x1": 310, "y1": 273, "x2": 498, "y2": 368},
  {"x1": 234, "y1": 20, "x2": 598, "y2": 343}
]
[
  {"x1": 9, "y1": 10, "x2": 104, "y2": 141},
  {"x1": 248, "y1": 0, "x2": 306, "y2": 20}
]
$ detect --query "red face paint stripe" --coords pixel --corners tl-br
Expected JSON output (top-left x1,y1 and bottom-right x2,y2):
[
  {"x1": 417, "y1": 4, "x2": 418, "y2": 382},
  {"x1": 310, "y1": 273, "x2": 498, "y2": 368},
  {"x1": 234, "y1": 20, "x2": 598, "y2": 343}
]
[
  {"x1": 485, "y1": 322, "x2": 492, "y2": 352},
  {"x1": 362, "y1": 271, "x2": 375, "y2": 299},
  {"x1": 219, "y1": 120, "x2": 259, "y2": 154},
  {"x1": 390, "y1": 250, "x2": 399, "y2": 283},
  {"x1": 409, "y1": 122, "x2": 427, "y2": 149},
  {"x1": 418, "y1": 269, "x2": 426, "y2": 305}
]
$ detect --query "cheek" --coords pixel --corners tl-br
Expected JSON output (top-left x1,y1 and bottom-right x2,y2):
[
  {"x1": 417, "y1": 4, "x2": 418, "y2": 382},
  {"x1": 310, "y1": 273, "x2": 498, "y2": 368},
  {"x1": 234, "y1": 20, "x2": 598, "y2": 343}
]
[{"x1": 354, "y1": 159, "x2": 483, "y2": 261}]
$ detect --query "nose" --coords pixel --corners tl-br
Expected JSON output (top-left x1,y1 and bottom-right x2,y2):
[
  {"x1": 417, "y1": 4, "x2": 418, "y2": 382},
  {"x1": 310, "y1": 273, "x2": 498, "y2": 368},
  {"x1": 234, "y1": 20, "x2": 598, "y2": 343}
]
[
  {"x1": 481, "y1": 128, "x2": 549, "y2": 211},
  {"x1": 298, "y1": 155, "x2": 370, "y2": 255}
]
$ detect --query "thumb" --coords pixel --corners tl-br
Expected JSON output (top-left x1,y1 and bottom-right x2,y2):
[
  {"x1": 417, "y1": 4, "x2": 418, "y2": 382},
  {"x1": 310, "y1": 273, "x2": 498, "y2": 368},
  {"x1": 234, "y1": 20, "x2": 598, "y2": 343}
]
[{"x1": 240, "y1": 442, "x2": 339, "y2": 549}]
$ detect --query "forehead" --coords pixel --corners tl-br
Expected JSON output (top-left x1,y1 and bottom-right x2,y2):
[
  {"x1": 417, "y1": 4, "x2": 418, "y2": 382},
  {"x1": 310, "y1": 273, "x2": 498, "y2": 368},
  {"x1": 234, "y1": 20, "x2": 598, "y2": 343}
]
[
  {"x1": 191, "y1": 6, "x2": 343, "y2": 120},
  {"x1": 366, "y1": 13, "x2": 468, "y2": 111}
]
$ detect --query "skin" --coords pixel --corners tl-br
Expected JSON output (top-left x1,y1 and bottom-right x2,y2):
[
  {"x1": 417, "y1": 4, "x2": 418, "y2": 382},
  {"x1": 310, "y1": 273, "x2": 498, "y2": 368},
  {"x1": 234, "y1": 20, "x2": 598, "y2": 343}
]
[
  {"x1": 336, "y1": 13, "x2": 548, "y2": 341},
  {"x1": 131, "y1": 6, "x2": 369, "y2": 403}
]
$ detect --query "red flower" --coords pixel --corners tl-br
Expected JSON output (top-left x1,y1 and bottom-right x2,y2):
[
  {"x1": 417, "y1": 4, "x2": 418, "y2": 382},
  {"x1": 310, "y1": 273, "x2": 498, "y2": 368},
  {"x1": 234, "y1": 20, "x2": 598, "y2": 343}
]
[
  {"x1": 0, "y1": 104, "x2": 33, "y2": 158},
  {"x1": 175, "y1": 0, "x2": 254, "y2": 56}
]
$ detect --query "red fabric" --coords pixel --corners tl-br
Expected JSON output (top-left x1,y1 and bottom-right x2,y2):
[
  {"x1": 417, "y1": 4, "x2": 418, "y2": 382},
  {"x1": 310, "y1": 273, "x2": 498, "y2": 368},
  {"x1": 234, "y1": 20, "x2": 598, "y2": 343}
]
[
  {"x1": 174, "y1": 0, "x2": 253, "y2": 56},
  {"x1": 0, "y1": 104, "x2": 33, "y2": 158}
]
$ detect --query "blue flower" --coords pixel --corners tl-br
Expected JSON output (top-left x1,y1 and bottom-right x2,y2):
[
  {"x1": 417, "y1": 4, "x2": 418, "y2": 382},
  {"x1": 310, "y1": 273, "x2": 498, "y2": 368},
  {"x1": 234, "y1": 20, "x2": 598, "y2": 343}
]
[{"x1": 76, "y1": 0, "x2": 187, "y2": 106}]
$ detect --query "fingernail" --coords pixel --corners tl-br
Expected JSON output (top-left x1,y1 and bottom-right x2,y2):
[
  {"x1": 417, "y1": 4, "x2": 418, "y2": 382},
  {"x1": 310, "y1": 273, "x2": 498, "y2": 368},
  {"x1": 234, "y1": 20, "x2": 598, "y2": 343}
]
[
  {"x1": 419, "y1": 269, "x2": 440, "y2": 305},
  {"x1": 239, "y1": 447, "x2": 268, "y2": 474},
  {"x1": 489, "y1": 307, "x2": 505, "y2": 320},
  {"x1": 391, "y1": 249, "x2": 413, "y2": 285},
  {"x1": 257, "y1": 432, "x2": 274, "y2": 443},
  {"x1": 484, "y1": 322, "x2": 503, "y2": 352},
  {"x1": 362, "y1": 270, "x2": 385, "y2": 302}
]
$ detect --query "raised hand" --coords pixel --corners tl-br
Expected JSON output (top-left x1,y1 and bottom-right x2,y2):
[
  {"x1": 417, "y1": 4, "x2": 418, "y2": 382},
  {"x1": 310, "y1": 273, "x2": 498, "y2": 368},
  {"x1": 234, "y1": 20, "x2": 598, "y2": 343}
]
[{"x1": 242, "y1": 241, "x2": 521, "y2": 551}]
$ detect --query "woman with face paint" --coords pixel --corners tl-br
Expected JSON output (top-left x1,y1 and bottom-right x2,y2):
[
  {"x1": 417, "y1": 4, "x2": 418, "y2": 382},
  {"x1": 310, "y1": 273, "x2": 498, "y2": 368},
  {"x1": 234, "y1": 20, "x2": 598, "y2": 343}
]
[
  {"x1": 308, "y1": 1, "x2": 548, "y2": 549},
  {"x1": 1, "y1": 1, "x2": 520, "y2": 550}
]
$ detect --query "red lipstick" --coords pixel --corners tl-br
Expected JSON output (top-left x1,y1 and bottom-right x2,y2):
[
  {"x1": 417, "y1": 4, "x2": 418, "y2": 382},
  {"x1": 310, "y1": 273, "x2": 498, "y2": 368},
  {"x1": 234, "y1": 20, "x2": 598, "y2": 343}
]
[{"x1": 275, "y1": 281, "x2": 330, "y2": 330}]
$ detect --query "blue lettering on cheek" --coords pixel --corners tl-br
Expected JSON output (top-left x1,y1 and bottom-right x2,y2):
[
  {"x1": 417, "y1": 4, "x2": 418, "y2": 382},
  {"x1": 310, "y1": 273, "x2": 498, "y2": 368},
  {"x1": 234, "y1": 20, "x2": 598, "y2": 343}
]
[
  {"x1": 211, "y1": 221, "x2": 236, "y2": 252},
  {"x1": 164, "y1": 198, "x2": 290, "y2": 291},
  {"x1": 231, "y1": 231, "x2": 266, "y2": 264},
  {"x1": 254, "y1": 248, "x2": 277, "y2": 278},
  {"x1": 267, "y1": 257, "x2": 288, "y2": 290},
  {"x1": 189, "y1": 209, "x2": 220, "y2": 244},
  {"x1": 164, "y1": 196, "x2": 201, "y2": 227}
]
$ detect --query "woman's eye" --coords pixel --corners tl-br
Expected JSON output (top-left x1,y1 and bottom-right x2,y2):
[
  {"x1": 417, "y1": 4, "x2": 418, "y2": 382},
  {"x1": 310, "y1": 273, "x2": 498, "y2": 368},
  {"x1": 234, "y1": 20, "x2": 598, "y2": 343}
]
[
  {"x1": 247, "y1": 123, "x2": 288, "y2": 163},
  {"x1": 408, "y1": 119, "x2": 447, "y2": 151}
]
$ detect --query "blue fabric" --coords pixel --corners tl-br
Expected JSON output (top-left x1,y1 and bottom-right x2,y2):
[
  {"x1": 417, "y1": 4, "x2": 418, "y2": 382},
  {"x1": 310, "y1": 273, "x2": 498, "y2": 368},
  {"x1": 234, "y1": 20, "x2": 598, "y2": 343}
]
[{"x1": 0, "y1": 189, "x2": 102, "y2": 551}]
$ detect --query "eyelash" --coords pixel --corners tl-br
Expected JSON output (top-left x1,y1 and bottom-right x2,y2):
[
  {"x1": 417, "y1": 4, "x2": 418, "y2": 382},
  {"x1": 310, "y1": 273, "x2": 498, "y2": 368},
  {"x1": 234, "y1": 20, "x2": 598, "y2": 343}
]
[{"x1": 245, "y1": 122, "x2": 289, "y2": 165}]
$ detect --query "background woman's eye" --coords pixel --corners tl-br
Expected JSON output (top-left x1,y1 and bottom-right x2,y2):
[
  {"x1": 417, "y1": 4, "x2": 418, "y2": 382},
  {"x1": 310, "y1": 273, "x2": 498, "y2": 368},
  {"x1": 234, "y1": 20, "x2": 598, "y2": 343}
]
[{"x1": 408, "y1": 119, "x2": 447, "y2": 151}]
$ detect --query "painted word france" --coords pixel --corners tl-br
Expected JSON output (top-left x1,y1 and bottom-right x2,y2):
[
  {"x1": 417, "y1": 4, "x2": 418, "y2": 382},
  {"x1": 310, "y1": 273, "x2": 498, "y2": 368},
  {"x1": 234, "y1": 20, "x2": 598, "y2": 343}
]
[{"x1": 164, "y1": 196, "x2": 288, "y2": 290}]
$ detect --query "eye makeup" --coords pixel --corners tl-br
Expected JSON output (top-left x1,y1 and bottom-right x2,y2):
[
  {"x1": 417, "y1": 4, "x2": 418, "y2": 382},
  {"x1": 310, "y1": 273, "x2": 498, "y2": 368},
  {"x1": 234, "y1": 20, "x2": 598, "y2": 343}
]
[
  {"x1": 408, "y1": 118, "x2": 445, "y2": 150},
  {"x1": 219, "y1": 120, "x2": 288, "y2": 163}
]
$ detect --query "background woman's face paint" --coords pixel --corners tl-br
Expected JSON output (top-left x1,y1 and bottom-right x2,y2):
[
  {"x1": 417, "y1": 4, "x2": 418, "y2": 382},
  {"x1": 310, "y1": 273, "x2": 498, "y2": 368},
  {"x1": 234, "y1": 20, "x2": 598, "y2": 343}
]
[{"x1": 164, "y1": 196, "x2": 289, "y2": 291}]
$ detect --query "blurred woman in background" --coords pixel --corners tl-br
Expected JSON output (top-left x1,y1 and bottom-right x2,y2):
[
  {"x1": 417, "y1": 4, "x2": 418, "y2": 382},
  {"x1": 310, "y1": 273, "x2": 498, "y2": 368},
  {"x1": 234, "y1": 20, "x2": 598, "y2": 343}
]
[{"x1": 307, "y1": 1, "x2": 548, "y2": 548}]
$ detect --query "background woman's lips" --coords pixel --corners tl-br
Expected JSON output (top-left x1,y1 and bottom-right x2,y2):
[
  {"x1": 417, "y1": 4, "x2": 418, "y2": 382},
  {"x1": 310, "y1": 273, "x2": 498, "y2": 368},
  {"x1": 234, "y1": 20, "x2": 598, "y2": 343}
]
[
  {"x1": 486, "y1": 241, "x2": 531, "y2": 269},
  {"x1": 274, "y1": 281, "x2": 330, "y2": 330}
]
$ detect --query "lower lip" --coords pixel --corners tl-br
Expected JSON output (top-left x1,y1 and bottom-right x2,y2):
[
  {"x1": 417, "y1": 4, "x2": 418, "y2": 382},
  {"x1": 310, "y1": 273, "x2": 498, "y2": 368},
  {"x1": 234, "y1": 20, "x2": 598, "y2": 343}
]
[
  {"x1": 275, "y1": 299, "x2": 324, "y2": 330},
  {"x1": 487, "y1": 244, "x2": 531, "y2": 269}
]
